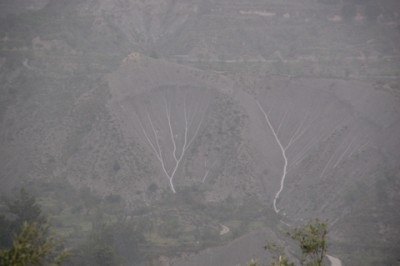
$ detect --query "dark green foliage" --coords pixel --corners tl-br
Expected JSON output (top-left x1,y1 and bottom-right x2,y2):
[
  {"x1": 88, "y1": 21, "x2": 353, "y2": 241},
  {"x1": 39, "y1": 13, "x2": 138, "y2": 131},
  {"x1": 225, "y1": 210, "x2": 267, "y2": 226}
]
[
  {"x1": 0, "y1": 190, "x2": 68, "y2": 266},
  {"x1": 0, "y1": 189, "x2": 46, "y2": 249},
  {"x1": 253, "y1": 220, "x2": 328, "y2": 266},
  {"x1": 0, "y1": 222, "x2": 69, "y2": 266},
  {"x1": 289, "y1": 220, "x2": 327, "y2": 266}
]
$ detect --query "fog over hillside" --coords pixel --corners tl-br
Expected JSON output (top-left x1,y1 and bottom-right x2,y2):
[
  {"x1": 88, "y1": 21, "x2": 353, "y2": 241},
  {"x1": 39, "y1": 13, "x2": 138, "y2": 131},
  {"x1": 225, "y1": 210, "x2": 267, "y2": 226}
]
[{"x1": 0, "y1": 0, "x2": 399, "y2": 265}]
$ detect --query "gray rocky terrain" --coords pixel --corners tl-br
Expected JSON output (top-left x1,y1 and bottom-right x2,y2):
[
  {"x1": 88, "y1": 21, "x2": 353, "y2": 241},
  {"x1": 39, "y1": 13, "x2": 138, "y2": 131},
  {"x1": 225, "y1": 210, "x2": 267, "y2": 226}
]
[{"x1": 0, "y1": 0, "x2": 399, "y2": 265}]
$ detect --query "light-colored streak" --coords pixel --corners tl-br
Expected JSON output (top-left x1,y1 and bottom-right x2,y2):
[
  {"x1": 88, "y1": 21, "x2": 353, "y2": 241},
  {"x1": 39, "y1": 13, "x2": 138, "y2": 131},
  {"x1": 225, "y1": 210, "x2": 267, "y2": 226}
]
[
  {"x1": 136, "y1": 95, "x2": 206, "y2": 193},
  {"x1": 144, "y1": 112, "x2": 177, "y2": 192},
  {"x1": 279, "y1": 220, "x2": 291, "y2": 227},
  {"x1": 351, "y1": 137, "x2": 372, "y2": 157},
  {"x1": 290, "y1": 114, "x2": 319, "y2": 145},
  {"x1": 319, "y1": 155, "x2": 335, "y2": 179},
  {"x1": 288, "y1": 115, "x2": 335, "y2": 167},
  {"x1": 186, "y1": 101, "x2": 206, "y2": 148},
  {"x1": 290, "y1": 117, "x2": 347, "y2": 168},
  {"x1": 319, "y1": 141, "x2": 345, "y2": 179},
  {"x1": 285, "y1": 112, "x2": 310, "y2": 150},
  {"x1": 147, "y1": 111, "x2": 163, "y2": 156},
  {"x1": 202, "y1": 160, "x2": 209, "y2": 183},
  {"x1": 165, "y1": 98, "x2": 178, "y2": 162},
  {"x1": 327, "y1": 255, "x2": 343, "y2": 266},
  {"x1": 166, "y1": 98, "x2": 189, "y2": 194},
  {"x1": 333, "y1": 137, "x2": 356, "y2": 168},
  {"x1": 276, "y1": 110, "x2": 288, "y2": 135},
  {"x1": 289, "y1": 134, "x2": 322, "y2": 168},
  {"x1": 347, "y1": 132, "x2": 368, "y2": 158},
  {"x1": 120, "y1": 94, "x2": 206, "y2": 194},
  {"x1": 220, "y1": 224, "x2": 230, "y2": 235},
  {"x1": 22, "y1": 59, "x2": 35, "y2": 71},
  {"x1": 138, "y1": 115, "x2": 172, "y2": 187},
  {"x1": 320, "y1": 117, "x2": 348, "y2": 144},
  {"x1": 137, "y1": 114, "x2": 161, "y2": 161},
  {"x1": 257, "y1": 101, "x2": 287, "y2": 213}
]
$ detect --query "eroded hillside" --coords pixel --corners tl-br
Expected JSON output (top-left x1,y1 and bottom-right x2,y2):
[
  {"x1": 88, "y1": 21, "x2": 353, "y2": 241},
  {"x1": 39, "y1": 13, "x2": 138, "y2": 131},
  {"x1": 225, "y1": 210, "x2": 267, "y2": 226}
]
[{"x1": 0, "y1": 0, "x2": 399, "y2": 265}]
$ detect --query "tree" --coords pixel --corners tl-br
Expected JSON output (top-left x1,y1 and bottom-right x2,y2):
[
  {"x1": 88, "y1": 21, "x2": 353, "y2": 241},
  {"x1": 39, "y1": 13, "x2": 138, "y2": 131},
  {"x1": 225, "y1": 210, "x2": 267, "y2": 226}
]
[
  {"x1": 289, "y1": 219, "x2": 327, "y2": 266},
  {"x1": 0, "y1": 222, "x2": 69, "y2": 266},
  {"x1": 0, "y1": 189, "x2": 69, "y2": 266},
  {"x1": 249, "y1": 220, "x2": 328, "y2": 266}
]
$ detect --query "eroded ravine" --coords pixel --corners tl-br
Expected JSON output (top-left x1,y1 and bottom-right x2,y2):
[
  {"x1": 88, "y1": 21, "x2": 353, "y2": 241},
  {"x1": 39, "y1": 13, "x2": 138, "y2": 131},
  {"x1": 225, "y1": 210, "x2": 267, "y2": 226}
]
[{"x1": 256, "y1": 100, "x2": 288, "y2": 214}]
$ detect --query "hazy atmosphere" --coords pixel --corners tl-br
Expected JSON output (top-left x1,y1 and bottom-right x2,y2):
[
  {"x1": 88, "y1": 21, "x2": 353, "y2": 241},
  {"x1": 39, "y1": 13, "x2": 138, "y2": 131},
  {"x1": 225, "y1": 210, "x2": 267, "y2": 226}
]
[{"x1": 0, "y1": 0, "x2": 399, "y2": 265}]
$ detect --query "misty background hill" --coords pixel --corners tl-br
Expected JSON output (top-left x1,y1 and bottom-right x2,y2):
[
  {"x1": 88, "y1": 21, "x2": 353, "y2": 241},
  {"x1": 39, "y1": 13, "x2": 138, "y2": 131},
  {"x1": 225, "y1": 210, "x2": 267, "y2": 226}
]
[{"x1": 0, "y1": 0, "x2": 399, "y2": 265}]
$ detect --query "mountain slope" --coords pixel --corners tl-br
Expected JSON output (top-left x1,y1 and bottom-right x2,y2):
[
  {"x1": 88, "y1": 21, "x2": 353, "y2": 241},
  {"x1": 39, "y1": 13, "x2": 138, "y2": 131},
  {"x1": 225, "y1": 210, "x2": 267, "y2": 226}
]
[{"x1": 0, "y1": 0, "x2": 399, "y2": 265}]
